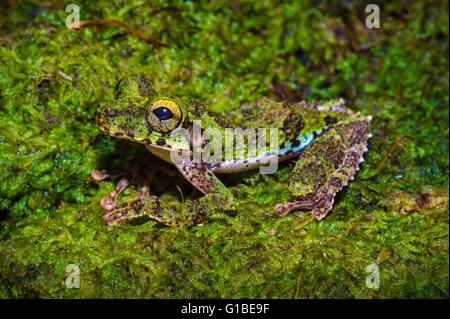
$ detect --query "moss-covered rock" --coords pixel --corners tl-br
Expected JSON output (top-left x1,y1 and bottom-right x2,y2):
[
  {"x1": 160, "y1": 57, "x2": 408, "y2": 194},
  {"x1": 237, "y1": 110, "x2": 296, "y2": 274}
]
[{"x1": 0, "y1": 0, "x2": 448, "y2": 298}]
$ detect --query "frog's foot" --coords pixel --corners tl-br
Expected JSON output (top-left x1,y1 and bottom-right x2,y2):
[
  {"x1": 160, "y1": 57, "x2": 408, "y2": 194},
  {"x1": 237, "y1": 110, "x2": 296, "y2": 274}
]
[
  {"x1": 94, "y1": 162, "x2": 159, "y2": 211},
  {"x1": 103, "y1": 191, "x2": 236, "y2": 227},
  {"x1": 276, "y1": 120, "x2": 370, "y2": 220},
  {"x1": 275, "y1": 193, "x2": 334, "y2": 220},
  {"x1": 90, "y1": 169, "x2": 111, "y2": 182},
  {"x1": 103, "y1": 159, "x2": 237, "y2": 227},
  {"x1": 100, "y1": 178, "x2": 129, "y2": 211}
]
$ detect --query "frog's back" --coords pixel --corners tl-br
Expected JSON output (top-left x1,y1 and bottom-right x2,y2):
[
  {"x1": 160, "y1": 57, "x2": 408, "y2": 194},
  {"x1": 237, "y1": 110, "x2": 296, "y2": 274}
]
[
  {"x1": 209, "y1": 98, "x2": 353, "y2": 173},
  {"x1": 226, "y1": 97, "x2": 351, "y2": 147}
]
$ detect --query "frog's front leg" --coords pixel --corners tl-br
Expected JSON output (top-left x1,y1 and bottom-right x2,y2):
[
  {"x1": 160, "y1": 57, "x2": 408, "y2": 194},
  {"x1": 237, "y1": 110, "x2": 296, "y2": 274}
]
[
  {"x1": 275, "y1": 120, "x2": 370, "y2": 220},
  {"x1": 103, "y1": 160, "x2": 236, "y2": 226}
]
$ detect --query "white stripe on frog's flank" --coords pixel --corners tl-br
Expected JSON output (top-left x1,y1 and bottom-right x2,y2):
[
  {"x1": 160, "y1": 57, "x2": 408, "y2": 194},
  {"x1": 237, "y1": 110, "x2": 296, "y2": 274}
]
[
  {"x1": 277, "y1": 131, "x2": 317, "y2": 157},
  {"x1": 211, "y1": 131, "x2": 318, "y2": 174}
]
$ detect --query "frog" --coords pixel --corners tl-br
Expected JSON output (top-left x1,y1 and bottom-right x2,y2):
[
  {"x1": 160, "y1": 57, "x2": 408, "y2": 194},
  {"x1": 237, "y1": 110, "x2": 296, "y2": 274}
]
[{"x1": 95, "y1": 75, "x2": 372, "y2": 226}]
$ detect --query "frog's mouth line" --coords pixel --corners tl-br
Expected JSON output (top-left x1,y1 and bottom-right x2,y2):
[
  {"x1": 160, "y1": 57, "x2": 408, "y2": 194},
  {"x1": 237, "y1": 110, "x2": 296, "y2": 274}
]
[{"x1": 97, "y1": 119, "x2": 187, "y2": 156}]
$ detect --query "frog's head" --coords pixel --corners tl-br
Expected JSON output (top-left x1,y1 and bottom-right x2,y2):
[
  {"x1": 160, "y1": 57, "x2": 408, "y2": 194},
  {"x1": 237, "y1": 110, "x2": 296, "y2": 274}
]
[{"x1": 96, "y1": 75, "x2": 190, "y2": 151}]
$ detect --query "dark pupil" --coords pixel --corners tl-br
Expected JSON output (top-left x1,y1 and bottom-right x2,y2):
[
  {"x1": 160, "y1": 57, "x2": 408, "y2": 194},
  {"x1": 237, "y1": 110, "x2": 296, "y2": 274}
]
[{"x1": 153, "y1": 107, "x2": 173, "y2": 120}]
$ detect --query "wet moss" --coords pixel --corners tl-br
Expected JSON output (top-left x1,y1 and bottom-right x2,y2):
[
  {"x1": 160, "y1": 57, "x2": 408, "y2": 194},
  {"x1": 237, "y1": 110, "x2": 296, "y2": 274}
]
[{"x1": 0, "y1": 1, "x2": 448, "y2": 298}]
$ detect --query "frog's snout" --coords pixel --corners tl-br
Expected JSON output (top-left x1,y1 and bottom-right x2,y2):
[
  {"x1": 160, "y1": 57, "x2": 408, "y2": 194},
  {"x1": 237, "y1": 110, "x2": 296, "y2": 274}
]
[{"x1": 95, "y1": 107, "x2": 113, "y2": 134}]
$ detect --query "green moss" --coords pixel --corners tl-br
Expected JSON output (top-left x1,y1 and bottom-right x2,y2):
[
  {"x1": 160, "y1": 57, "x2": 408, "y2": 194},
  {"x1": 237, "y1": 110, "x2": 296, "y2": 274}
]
[{"x1": 0, "y1": 0, "x2": 448, "y2": 298}]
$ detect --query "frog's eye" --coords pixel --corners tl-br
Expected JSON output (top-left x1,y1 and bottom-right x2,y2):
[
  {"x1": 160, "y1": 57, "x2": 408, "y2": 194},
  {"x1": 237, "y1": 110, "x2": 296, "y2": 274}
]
[
  {"x1": 146, "y1": 98, "x2": 183, "y2": 134},
  {"x1": 153, "y1": 107, "x2": 173, "y2": 121}
]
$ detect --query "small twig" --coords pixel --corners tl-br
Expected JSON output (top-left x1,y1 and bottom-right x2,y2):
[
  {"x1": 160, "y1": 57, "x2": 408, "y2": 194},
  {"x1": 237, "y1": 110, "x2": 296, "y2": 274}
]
[
  {"x1": 374, "y1": 136, "x2": 409, "y2": 174},
  {"x1": 68, "y1": 19, "x2": 169, "y2": 47},
  {"x1": 175, "y1": 184, "x2": 184, "y2": 205},
  {"x1": 358, "y1": 39, "x2": 381, "y2": 50},
  {"x1": 294, "y1": 270, "x2": 304, "y2": 299},
  {"x1": 58, "y1": 70, "x2": 73, "y2": 81}
]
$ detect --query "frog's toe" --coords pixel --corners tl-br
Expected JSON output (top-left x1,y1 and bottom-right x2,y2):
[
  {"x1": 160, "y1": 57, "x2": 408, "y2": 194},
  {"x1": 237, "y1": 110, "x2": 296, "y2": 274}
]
[
  {"x1": 274, "y1": 198, "x2": 315, "y2": 217},
  {"x1": 103, "y1": 208, "x2": 129, "y2": 225},
  {"x1": 274, "y1": 203, "x2": 293, "y2": 216},
  {"x1": 90, "y1": 169, "x2": 110, "y2": 182},
  {"x1": 100, "y1": 195, "x2": 116, "y2": 211},
  {"x1": 274, "y1": 193, "x2": 334, "y2": 220},
  {"x1": 99, "y1": 177, "x2": 130, "y2": 212},
  {"x1": 310, "y1": 200, "x2": 333, "y2": 220}
]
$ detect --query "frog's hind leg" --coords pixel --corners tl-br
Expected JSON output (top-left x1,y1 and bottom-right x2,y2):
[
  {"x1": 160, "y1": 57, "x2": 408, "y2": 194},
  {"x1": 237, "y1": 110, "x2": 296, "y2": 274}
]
[{"x1": 275, "y1": 120, "x2": 370, "y2": 220}]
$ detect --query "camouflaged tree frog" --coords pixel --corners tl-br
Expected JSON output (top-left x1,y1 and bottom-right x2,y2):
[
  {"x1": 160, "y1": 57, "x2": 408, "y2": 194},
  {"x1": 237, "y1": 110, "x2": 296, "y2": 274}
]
[{"x1": 95, "y1": 75, "x2": 371, "y2": 226}]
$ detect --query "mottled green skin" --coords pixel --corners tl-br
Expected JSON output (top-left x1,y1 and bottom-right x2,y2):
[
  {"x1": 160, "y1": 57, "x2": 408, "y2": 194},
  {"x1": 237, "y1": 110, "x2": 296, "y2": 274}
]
[
  {"x1": 97, "y1": 76, "x2": 189, "y2": 150},
  {"x1": 96, "y1": 75, "x2": 371, "y2": 225},
  {"x1": 0, "y1": 1, "x2": 448, "y2": 299},
  {"x1": 98, "y1": 76, "x2": 363, "y2": 159}
]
